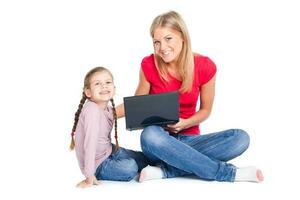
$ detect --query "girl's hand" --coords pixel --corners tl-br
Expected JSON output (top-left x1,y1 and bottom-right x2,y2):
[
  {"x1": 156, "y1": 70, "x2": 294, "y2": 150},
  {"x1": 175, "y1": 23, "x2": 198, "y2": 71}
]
[
  {"x1": 166, "y1": 118, "x2": 188, "y2": 133},
  {"x1": 76, "y1": 176, "x2": 100, "y2": 188}
]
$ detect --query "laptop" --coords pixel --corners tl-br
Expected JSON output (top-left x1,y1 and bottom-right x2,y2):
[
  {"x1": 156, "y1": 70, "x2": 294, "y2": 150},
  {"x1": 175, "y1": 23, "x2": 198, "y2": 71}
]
[{"x1": 124, "y1": 91, "x2": 179, "y2": 131}]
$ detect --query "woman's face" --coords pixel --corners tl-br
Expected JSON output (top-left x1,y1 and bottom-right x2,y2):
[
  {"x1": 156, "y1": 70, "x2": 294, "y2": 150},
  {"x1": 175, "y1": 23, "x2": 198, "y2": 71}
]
[
  {"x1": 153, "y1": 27, "x2": 183, "y2": 64},
  {"x1": 85, "y1": 71, "x2": 115, "y2": 106}
]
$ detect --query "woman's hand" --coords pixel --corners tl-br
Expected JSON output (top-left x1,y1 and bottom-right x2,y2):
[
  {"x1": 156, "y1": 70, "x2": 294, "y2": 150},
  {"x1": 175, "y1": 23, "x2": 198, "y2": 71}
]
[
  {"x1": 76, "y1": 176, "x2": 100, "y2": 188},
  {"x1": 166, "y1": 118, "x2": 188, "y2": 133}
]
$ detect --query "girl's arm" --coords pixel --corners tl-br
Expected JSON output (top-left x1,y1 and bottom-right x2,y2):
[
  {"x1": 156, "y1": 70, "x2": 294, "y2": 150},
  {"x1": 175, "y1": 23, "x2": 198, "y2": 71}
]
[
  {"x1": 76, "y1": 104, "x2": 102, "y2": 187},
  {"x1": 168, "y1": 75, "x2": 216, "y2": 132},
  {"x1": 116, "y1": 69, "x2": 150, "y2": 118}
]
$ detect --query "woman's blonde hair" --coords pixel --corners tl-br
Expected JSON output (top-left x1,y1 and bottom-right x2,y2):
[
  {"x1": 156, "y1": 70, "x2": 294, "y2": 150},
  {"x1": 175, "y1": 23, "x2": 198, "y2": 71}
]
[
  {"x1": 150, "y1": 11, "x2": 194, "y2": 93},
  {"x1": 69, "y1": 67, "x2": 119, "y2": 151}
]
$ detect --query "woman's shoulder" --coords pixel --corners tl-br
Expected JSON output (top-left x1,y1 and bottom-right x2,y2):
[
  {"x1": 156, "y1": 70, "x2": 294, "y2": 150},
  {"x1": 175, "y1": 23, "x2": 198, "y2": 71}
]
[
  {"x1": 141, "y1": 54, "x2": 155, "y2": 65},
  {"x1": 194, "y1": 53, "x2": 216, "y2": 70},
  {"x1": 193, "y1": 53, "x2": 217, "y2": 85},
  {"x1": 141, "y1": 54, "x2": 157, "y2": 77},
  {"x1": 194, "y1": 53, "x2": 213, "y2": 64}
]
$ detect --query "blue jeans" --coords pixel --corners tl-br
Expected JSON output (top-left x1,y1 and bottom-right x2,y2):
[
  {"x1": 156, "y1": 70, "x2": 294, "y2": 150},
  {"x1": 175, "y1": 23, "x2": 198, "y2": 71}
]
[
  {"x1": 95, "y1": 145, "x2": 149, "y2": 181},
  {"x1": 140, "y1": 125, "x2": 250, "y2": 182}
]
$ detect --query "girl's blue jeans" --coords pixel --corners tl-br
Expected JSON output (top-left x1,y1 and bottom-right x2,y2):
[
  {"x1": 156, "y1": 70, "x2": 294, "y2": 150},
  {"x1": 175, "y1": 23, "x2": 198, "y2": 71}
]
[
  {"x1": 140, "y1": 125, "x2": 250, "y2": 182},
  {"x1": 95, "y1": 145, "x2": 149, "y2": 181}
]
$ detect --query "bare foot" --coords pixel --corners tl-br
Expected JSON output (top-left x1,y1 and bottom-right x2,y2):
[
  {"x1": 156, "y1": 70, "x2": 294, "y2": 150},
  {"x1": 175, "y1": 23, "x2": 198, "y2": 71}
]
[
  {"x1": 235, "y1": 166, "x2": 264, "y2": 182},
  {"x1": 256, "y1": 169, "x2": 264, "y2": 182},
  {"x1": 138, "y1": 166, "x2": 163, "y2": 182},
  {"x1": 139, "y1": 169, "x2": 146, "y2": 182}
]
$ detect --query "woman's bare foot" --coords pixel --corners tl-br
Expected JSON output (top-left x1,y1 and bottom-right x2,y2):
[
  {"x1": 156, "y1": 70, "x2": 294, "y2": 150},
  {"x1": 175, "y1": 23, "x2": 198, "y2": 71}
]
[
  {"x1": 256, "y1": 169, "x2": 264, "y2": 182},
  {"x1": 235, "y1": 166, "x2": 264, "y2": 183},
  {"x1": 139, "y1": 166, "x2": 164, "y2": 182}
]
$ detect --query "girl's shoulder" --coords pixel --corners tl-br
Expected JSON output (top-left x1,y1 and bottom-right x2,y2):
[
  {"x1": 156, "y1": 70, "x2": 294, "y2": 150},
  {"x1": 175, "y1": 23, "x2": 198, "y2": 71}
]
[
  {"x1": 81, "y1": 101, "x2": 104, "y2": 117},
  {"x1": 80, "y1": 101, "x2": 113, "y2": 123},
  {"x1": 107, "y1": 105, "x2": 113, "y2": 114}
]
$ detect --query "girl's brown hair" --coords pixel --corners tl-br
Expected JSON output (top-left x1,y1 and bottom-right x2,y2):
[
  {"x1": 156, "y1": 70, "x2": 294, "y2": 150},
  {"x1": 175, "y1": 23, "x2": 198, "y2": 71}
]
[
  {"x1": 69, "y1": 67, "x2": 119, "y2": 151},
  {"x1": 150, "y1": 11, "x2": 194, "y2": 93}
]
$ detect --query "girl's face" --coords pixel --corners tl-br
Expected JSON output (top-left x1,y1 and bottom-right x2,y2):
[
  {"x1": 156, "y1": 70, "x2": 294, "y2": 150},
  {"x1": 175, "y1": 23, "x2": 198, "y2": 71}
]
[
  {"x1": 153, "y1": 27, "x2": 184, "y2": 64},
  {"x1": 85, "y1": 71, "x2": 115, "y2": 107}
]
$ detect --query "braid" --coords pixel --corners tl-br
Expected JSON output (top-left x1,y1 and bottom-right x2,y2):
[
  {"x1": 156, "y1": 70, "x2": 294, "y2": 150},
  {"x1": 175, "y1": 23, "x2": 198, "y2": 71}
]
[
  {"x1": 69, "y1": 92, "x2": 87, "y2": 150},
  {"x1": 110, "y1": 98, "x2": 120, "y2": 152}
]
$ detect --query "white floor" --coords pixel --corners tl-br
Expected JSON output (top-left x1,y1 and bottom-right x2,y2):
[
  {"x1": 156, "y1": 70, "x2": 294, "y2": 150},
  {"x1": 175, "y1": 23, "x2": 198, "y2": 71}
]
[
  {"x1": 12, "y1": 145, "x2": 294, "y2": 200},
  {"x1": 58, "y1": 171, "x2": 295, "y2": 200}
]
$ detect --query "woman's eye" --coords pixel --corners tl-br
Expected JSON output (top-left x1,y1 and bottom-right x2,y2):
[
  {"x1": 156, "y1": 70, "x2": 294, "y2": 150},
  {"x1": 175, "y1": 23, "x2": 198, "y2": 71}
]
[{"x1": 166, "y1": 37, "x2": 172, "y2": 41}]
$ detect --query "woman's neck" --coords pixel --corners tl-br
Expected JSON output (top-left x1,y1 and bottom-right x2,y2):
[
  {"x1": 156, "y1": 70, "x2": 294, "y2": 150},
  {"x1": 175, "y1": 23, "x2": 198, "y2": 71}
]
[
  {"x1": 166, "y1": 64, "x2": 181, "y2": 80},
  {"x1": 165, "y1": 60, "x2": 177, "y2": 69}
]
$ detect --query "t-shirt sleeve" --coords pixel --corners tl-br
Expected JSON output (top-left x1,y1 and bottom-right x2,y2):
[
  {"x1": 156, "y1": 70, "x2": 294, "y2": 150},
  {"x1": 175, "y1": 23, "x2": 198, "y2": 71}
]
[
  {"x1": 141, "y1": 55, "x2": 153, "y2": 83},
  {"x1": 199, "y1": 56, "x2": 217, "y2": 86},
  {"x1": 82, "y1": 105, "x2": 101, "y2": 177}
]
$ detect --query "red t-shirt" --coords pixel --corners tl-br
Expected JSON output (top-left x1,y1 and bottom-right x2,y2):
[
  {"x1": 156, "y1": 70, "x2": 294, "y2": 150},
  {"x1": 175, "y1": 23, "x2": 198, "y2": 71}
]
[{"x1": 141, "y1": 53, "x2": 217, "y2": 135}]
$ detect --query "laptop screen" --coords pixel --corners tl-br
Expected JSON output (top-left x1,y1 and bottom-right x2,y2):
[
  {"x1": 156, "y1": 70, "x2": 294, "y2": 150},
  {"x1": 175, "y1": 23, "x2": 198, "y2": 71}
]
[{"x1": 124, "y1": 91, "x2": 179, "y2": 131}]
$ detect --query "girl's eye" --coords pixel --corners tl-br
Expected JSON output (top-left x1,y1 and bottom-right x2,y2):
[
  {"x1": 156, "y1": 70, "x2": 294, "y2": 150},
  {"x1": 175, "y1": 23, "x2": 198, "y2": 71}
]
[
  {"x1": 166, "y1": 37, "x2": 172, "y2": 41},
  {"x1": 95, "y1": 82, "x2": 100, "y2": 85}
]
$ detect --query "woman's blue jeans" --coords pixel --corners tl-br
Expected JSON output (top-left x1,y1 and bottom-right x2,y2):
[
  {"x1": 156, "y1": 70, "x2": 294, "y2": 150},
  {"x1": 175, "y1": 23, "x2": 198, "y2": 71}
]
[
  {"x1": 140, "y1": 125, "x2": 250, "y2": 182},
  {"x1": 95, "y1": 145, "x2": 149, "y2": 181}
]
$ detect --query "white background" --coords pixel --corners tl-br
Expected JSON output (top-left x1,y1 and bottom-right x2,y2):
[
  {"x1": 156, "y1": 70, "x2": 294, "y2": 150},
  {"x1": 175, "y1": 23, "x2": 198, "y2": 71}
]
[{"x1": 0, "y1": 0, "x2": 299, "y2": 199}]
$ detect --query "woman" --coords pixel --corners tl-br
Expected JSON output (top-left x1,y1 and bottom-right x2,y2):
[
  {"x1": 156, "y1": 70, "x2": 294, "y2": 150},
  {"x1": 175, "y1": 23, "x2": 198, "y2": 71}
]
[{"x1": 117, "y1": 11, "x2": 263, "y2": 183}]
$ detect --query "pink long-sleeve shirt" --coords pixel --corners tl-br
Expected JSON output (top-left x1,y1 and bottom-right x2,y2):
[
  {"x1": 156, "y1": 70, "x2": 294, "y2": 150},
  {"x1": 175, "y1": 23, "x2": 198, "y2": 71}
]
[{"x1": 75, "y1": 100, "x2": 113, "y2": 178}]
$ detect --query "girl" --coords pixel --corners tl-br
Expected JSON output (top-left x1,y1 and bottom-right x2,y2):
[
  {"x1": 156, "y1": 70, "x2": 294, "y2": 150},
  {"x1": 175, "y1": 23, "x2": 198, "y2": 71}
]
[{"x1": 70, "y1": 67, "x2": 148, "y2": 188}]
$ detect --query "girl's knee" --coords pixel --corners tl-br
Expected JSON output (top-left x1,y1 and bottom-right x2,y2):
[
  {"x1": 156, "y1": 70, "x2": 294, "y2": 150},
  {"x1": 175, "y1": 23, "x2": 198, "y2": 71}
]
[{"x1": 123, "y1": 159, "x2": 138, "y2": 181}]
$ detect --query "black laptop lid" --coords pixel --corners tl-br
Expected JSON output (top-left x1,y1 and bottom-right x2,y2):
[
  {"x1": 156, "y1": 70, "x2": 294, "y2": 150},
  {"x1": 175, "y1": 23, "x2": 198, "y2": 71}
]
[{"x1": 124, "y1": 91, "x2": 179, "y2": 131}]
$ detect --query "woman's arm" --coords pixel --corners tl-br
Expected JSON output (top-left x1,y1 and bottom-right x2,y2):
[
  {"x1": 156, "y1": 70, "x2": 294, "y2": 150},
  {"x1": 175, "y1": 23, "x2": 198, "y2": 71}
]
[
  {"x1": 116, "y1": 69, "x2": 150, "y2": 118},
  {"x1": 135, "y1": 68, "x2": 151, "y2": 95},
  {"x1": 191, "y1": 74, "x2": 216, "y2": 126},
  {"x1": 116, "y1": 104, "x2": 125, "y2": 118},
  {"x1": 168, "y1": 75, "x2": 216, "y2": 132}
]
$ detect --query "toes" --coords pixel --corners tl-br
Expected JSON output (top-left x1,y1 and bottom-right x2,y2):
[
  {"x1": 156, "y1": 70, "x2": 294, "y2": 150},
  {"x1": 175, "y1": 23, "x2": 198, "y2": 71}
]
[{"x1": 256, "y1": 169, "x2": 264, "y2": 182}]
